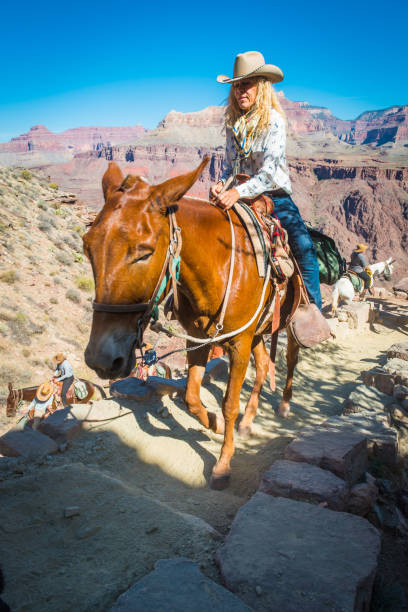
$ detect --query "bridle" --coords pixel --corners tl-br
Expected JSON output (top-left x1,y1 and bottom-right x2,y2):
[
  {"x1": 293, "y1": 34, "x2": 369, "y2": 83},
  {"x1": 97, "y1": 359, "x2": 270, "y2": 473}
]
[{"x1": 92, "y1": 209, "x2": 182, "y2": 347}]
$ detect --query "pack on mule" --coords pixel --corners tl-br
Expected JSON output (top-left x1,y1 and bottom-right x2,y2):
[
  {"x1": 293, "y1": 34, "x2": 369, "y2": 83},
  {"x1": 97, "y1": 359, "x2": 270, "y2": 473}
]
[
  {"x1": 306, "y1": 223, "x2": 346, "y2": 285},
  {"x1": 83, "y1": 158, "x2": 330, "y2": 490}
]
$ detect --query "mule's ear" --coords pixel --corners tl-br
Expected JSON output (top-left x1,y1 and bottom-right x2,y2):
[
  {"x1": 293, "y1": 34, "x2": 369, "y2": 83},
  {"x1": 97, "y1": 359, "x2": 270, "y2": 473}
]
[
  {"x1": 153, "y1": 157, "x2": 209, "y2": 210},
  {"x1": 8, "y1": 382, "x2": 12, "y2": 391},
  {"x1": 102, "y1": 162, "x2": 124, "y2": 200}
]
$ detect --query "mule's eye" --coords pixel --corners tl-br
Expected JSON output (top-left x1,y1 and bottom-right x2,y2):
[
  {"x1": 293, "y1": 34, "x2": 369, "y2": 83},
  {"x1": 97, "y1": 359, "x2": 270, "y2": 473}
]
[{"x1": 131, "y1": 251, "x2": 153, "y2": 264}]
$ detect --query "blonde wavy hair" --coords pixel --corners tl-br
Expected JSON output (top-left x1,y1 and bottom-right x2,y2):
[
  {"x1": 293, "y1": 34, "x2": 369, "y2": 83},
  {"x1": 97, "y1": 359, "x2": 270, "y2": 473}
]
[{"x1": 224, "y1": 78, "x2": 285, "y2": 132}]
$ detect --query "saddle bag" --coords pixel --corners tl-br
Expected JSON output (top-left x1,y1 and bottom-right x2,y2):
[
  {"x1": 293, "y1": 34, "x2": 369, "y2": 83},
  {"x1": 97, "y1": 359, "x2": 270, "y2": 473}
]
[{"x1": 287, "y1": 274, "x2": 331, "y2": 349}]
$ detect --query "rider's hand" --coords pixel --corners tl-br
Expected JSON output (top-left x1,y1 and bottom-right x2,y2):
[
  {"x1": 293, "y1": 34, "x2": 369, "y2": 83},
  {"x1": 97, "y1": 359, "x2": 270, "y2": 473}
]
[
  {"x1": 217, "y1": 188, "x2": 240, "y2": 210},
  {"x1": 209, "y1": 181, "x2": 223, "y2": 201}
]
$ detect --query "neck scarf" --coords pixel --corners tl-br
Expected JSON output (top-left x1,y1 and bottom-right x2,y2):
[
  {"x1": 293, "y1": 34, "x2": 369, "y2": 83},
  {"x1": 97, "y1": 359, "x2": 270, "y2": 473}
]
[{"x1": 232, "y1": 110, "x2": 260, "y2": 162}]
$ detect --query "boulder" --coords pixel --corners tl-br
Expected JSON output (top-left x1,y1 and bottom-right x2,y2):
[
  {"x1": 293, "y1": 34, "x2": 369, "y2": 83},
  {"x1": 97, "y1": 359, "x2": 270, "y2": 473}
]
[
  {"x1": 203, "y1": 357, "x2": 229, "y2": 382},
  {"x1": 383, "y1": 358, "x2": 408, "y2": 386},
  {"x1": 0, "y1": 428, "x2": 58, "y2": 458},
  {"x1": 348, "y1": 482, "x2": 379, "y2": 516},
  {"x1": 217, "y1": 493, "x2": 380, "y2": 612},
  {"x1": 110, "y1": 378, "x2": 154, "y2": 401},
  {"x1": 38, "y1": 407, "x2": 82, "y2": 443},
  {"x1": 387, "y1": 342, "x2": 408, "y2": 362},
  {"x1": 344, "y1": 384, "x2": 393, "y2": 413},
  {"x1": 285, "y1": 429, "x2": 367, "y2": 485},
  {"x1": 259, "y1": 459, "x2": 349, "y2": 511},
  {"x1": 145, "y1": 376, "x2": 186, "y2": 397},
  {"x1": 110, "y1": 558, "x2": 252, "y2": 611},
  {"x1": 393, "y1": 277, "x2": 408, "y2": 294},
  {"x1": 340, "y1": 302, "x2": 371, "y2": 328},
  {"x1": 393, "y1": 384, "x2": 408, "y2": 401},
  {"x1": 360, "y1": 369, "x2": 395, "y2": 396},
  {"x1": 323, "y1": 415, "x2": 398, "y2": 467}
]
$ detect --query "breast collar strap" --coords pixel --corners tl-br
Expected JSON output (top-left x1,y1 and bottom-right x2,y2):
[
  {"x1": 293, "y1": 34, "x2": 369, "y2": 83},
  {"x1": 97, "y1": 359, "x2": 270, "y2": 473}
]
[{"x1": 92, "y1": 210, "x2": 181, "y2": 320}]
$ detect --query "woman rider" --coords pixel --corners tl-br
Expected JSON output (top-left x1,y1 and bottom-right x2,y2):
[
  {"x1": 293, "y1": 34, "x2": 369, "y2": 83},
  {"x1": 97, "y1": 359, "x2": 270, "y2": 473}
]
[{"x1": 210, "y1": 51, "x2": 322, "y2": 310}]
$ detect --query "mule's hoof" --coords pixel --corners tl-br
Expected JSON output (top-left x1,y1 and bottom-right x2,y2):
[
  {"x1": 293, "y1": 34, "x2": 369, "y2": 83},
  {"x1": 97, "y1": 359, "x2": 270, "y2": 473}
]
[
  {"x1": 278, "y1": 401, "x2": 290, "y2": 419},
  {"x1": 238, "y1": 424, "x2": 252, "y2": 440},
  {"x1": 210, "y1": 473, "x2": 230, "y2": 490}
]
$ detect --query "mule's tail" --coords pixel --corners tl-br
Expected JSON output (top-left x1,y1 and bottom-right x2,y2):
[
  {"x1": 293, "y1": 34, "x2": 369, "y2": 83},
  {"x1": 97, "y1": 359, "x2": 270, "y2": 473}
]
[{"x1": 331, "y1": 284, "x2": 340, "y2": 316}]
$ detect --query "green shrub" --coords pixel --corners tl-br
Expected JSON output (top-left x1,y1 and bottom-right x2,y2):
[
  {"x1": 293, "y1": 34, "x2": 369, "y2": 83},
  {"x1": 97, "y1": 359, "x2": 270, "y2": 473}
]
[
  {"x1": 38, "y1": 221, "x2": 53, "y2": 233},
  {"x1": 75, "y1": 276, "x2": 94, "y2": 292},
  {"x1": 49, "y1": 183, "x2": 59, "y2": 190},
  {"x1": 56, "y1": 251, "x2": 73, "y2": 266},
  {"x1": 37, "y1": 200, "x2": 48, "y2": 210},
  {"x1": 66, "y1": 288, "x2": 81, "y2": 303},
  {"x1": 55, "y1": 208, "x2": 67, "y2": 218},
  {"x1": 0, "y1": 269, "x2": 19, "y2": 284},
  {"x1": 38, "y1": 211, "x2": 58, "y2": 228},
  {"x1": 74, "y1": 253, "x2": 84, "y2": 263},
  {"x1": 21, "y1": 169, "x2": 32, "y2": 180},
  {"x1": 73, "y1": 225, "x2": 85, "y2": 236},
  {"x1": 50, "y1": 296, "x2": 58, "y2": 304}
]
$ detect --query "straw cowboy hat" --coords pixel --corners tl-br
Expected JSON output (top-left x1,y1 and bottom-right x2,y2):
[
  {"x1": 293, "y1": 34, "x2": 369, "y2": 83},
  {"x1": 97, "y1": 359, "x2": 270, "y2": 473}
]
[
  {"x1": 53, "y1": 352, "x2": 66, "y2": 364},
  {"x1": 355, "y1": 243, "x2": 369, "y2": 253},
  {"x1": 217, "y1": 51, "x2": 284, "y2": 84},
  {"x1": 36, "y1": 381, "x2": 53, "y2": 402}
]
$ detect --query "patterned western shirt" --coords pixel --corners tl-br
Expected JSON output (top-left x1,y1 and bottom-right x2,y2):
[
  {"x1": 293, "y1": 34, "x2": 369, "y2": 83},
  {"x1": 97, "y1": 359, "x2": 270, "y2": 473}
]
[{"x1": 220, "y1": 108, "x2": 292, "y2": 198}]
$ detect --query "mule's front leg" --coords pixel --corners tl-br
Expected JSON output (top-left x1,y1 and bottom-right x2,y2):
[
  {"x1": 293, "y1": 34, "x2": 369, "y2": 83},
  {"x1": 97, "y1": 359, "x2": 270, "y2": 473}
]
[
  {"x1": 211, "y1": 339, "x2": 252, "y2": 490},
  {"x1": 279, "y1": 329, "x2": 299, "y2": 418},
  {"x1": 238, "y1": 335, "x2": 269, "y2": 439},
  {"x1": 185, "y1": 343, "x2": 224, "y2": 434}
]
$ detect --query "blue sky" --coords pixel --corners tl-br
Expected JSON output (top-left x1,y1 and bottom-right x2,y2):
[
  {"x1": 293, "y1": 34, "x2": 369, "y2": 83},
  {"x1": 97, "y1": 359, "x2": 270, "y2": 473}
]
[{"x1": 1, "y1": 0, "x2": 407, "y2": 141}]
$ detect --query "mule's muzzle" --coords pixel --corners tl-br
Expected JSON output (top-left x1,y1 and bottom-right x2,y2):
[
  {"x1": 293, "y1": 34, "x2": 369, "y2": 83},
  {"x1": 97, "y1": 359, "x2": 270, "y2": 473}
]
[{"x1": 85, "y1": 336, "x2": 136, "y2": 379}]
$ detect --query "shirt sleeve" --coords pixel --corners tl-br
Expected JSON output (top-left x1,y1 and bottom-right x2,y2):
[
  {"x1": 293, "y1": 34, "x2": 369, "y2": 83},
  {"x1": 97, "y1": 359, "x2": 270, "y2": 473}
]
[
  {"x1": 236, "y1": 114, "x2": 286, "y2": 198},
  {"x1": 220, "y1": 128, "x2": 234, "y2": 184},
  {"x1": 358, "y1": 254, "x2": 367, "y2": 268},
  {"x1": 55, "y1": 360, "x2": 73, "y2": 381}
]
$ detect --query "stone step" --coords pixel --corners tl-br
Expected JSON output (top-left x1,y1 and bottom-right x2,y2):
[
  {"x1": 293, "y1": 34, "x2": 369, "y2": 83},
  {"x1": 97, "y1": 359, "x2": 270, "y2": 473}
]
[
  {"x1": 259, "y1": 459, "x2": 349, "y2": 511},
  {"x1": 0, "y1": 427, "x2": 58, "y2": 458},
  {"x1": 360, "y1": 368, "x2": 396, "y2": 396},
  {"x1": 110, "y1": 558, "x2": 252, "y2": 611},
  {"x1": 217, "y1": 493, "x2": 381, "y2": 612},
  {"x1": 344, "y1": 383, "x2": 393, "y2": 412},
  {"x1": 387, "y1": 341, "x2": 408, "y2": 362},
  {"x1": 322, "y1": 414, "x2": 398, "y2": 467},
  {"x1": 284, "y1": 429, "x2": 367, "y2": 485}
]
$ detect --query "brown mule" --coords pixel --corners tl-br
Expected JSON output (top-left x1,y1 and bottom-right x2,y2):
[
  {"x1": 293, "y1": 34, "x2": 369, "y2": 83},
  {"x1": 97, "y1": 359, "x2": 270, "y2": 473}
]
[{"x1": 83, "y1": 159, "x2": 301, "y2": 490}]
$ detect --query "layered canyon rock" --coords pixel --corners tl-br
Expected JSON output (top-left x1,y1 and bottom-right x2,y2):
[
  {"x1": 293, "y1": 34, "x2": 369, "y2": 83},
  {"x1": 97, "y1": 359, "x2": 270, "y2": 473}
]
[{"x1": 1, "y1": 94, "x2": 407, "y2": 280}]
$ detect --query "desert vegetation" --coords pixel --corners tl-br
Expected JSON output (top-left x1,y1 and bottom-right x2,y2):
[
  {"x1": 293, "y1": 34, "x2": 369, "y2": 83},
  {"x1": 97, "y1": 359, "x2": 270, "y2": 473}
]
[{"x1": 0, "y1": 166, "x2": 97, "y2": 395}]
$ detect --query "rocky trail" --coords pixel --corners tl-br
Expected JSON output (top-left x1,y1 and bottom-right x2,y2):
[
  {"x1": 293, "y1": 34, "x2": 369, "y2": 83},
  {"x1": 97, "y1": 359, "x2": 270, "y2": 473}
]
[{"x1": 1, "y1": 301, "x2": 408, "y2": 611}]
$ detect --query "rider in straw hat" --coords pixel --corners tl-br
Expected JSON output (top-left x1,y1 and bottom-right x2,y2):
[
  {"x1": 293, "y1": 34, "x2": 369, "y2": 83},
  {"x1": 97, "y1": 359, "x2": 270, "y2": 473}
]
[
  {"x1": 27, "y1": 381, "x2": 54, "y2": 430},
  {"x1": 53, "y1": 352, "x2": 74, "y2": 407},
  {"x1": 350, "y1": 243, "x2": 373, "y2": 296},
  {"x1": 210, "y1": 51, "x2": 322, "y2": 309}
]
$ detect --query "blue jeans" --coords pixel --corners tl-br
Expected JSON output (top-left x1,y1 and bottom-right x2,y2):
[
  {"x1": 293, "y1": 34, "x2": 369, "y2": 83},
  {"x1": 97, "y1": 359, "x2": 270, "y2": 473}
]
[{"x1": 272, "y1": 195, "x2": 322, "y2": 310}]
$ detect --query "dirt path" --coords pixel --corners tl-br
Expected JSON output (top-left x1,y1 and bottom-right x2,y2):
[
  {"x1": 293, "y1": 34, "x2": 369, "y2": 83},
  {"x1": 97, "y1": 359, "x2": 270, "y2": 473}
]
[{"x1": 1, "y1": 322, "x2": 407, "y2": 611}]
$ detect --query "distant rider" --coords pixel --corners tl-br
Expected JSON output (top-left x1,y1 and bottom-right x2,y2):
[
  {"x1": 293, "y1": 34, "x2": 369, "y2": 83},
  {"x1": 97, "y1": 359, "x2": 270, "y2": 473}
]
[
  {"x1": 52, "y1": 353, "x2": 74, "y2": 407},
  {"x1": 27, "y1": 382, "x2": 54, "y2": 430},
  {"x1": 349, "y1": 243, "x2": 373, "y2": 297}
]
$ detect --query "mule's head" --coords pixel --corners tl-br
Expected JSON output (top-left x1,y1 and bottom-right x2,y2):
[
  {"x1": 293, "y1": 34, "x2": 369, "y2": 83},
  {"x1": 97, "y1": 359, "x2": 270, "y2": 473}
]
[{"x1": 83, "y1": 158, "x2": 208, "y2": 379}]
